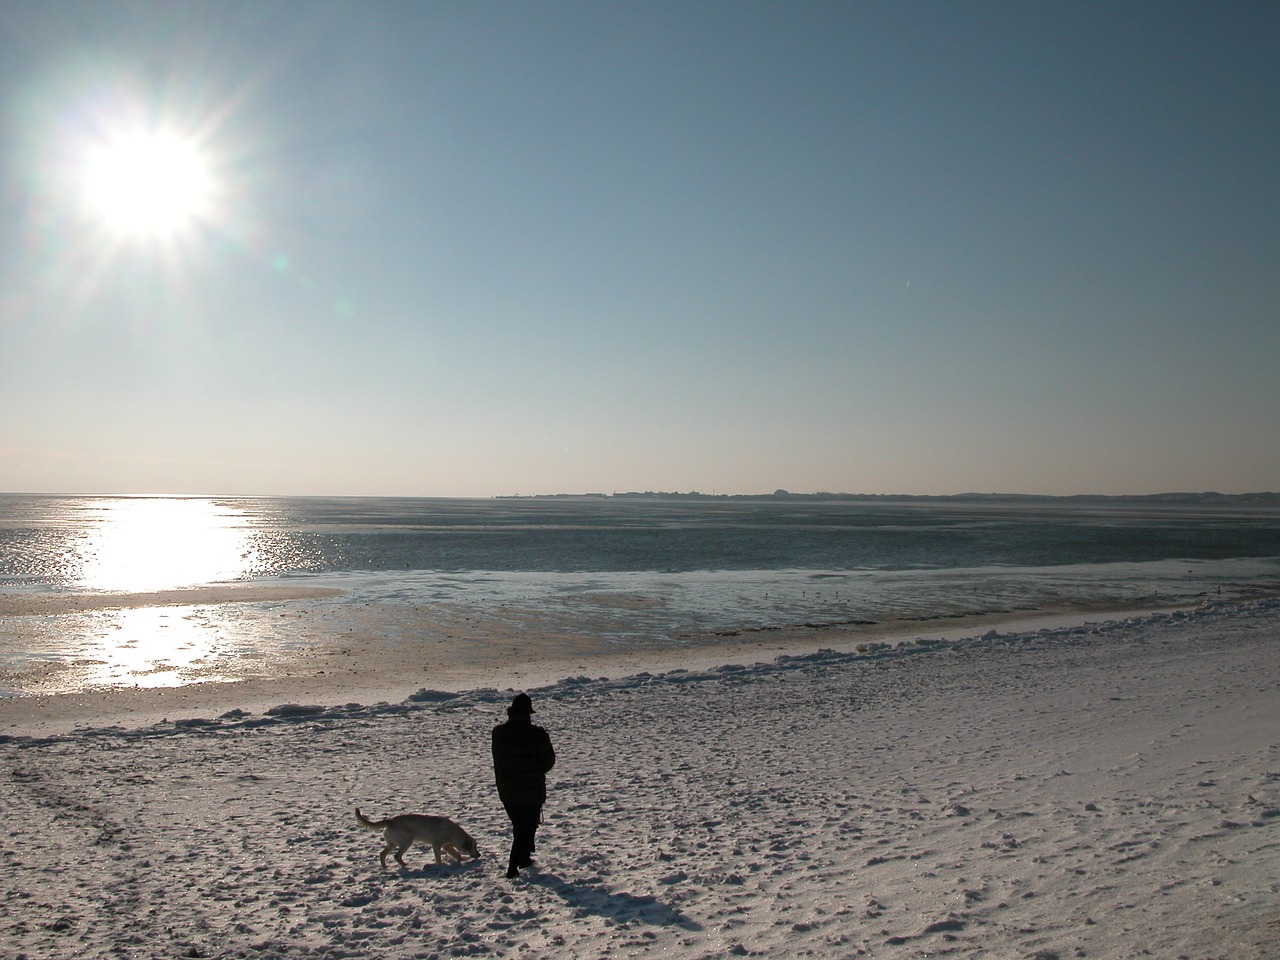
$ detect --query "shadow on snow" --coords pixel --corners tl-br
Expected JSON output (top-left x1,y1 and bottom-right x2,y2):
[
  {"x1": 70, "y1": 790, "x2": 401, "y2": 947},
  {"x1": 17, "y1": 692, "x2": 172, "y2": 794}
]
[{"x1": 526, "y1": 869, "x2": 703, "y2": 931}]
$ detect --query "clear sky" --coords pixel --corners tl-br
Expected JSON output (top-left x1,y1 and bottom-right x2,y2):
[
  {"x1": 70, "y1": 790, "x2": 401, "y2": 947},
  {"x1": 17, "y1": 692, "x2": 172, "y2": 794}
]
[{"x1": 1, "y1": 1, "x2": 1276, "y2": 498}]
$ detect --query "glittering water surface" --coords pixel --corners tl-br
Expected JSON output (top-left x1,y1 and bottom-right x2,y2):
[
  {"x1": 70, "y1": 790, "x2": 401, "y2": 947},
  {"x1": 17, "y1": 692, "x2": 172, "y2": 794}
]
[{"x1": 2, "y1": 494, "x2": 1279, "y2": 692}]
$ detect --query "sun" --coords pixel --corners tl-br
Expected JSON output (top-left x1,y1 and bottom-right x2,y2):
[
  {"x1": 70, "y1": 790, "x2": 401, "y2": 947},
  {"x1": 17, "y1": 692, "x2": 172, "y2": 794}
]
[{"x1": 79, "y1": 129, "x2": 217, "y2": 239}]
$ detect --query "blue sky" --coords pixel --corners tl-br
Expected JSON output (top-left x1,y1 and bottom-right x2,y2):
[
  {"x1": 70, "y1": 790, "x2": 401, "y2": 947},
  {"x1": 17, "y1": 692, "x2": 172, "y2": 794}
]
[{"x1": 2, "y1": 1, "x2": 1276, "y2": 497}]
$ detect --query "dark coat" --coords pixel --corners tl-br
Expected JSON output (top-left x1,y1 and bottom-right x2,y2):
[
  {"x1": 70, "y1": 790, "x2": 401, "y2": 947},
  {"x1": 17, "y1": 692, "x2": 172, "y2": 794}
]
[{"x1": 491, "y1": 716, "x2": 556, "y2": 808}]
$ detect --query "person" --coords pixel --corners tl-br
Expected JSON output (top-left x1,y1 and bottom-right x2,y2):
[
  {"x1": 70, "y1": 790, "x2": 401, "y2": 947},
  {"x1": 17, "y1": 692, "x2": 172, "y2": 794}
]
[{"x1": 491, "y1": 692, "x2": 556, "y2": 879}]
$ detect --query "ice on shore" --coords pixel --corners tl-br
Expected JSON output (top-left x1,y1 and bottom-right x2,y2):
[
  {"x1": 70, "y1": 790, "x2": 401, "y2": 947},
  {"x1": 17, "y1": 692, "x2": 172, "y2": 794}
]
[{"x1": 2, "y1": 600, "x2": 1278, "y2": 958}]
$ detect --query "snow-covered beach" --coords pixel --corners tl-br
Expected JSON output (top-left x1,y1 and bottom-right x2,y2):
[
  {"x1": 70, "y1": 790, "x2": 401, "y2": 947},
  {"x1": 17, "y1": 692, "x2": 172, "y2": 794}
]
[{"x1": 2, "y1": 599, "x2": 1278, "y2": 959}]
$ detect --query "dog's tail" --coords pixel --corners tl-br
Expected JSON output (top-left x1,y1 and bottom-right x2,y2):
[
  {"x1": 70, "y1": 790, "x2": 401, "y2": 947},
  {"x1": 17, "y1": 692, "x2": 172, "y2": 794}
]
[{"x1": 354, "y1": 807, "x2": 388, "y2": 832}]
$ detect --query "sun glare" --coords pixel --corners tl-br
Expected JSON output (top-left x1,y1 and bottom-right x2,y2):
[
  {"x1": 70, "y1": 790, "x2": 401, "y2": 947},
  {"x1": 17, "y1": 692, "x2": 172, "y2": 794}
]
[
  {"x1": 79, "y1": 129, "x2": 217, "y2": 238},
  {"x1": 77, "y1": 498, "x2": 256, "y2": 592}
]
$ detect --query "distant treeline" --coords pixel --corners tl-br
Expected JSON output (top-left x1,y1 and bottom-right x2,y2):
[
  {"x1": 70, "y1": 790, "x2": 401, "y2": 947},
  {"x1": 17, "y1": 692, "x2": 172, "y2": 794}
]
[{"x1": 498, "y1": 491, "x2": 1280, "y2": 506}]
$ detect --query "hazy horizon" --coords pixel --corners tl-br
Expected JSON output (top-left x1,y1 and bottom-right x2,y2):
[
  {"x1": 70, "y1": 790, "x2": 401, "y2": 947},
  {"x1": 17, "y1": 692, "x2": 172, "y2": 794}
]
[
  {"x1": 3, "y1": 2, "x2": 1276, "y2": 499},
  {"x1": 3, "y1": 488, "x2": 1278, "y2": 502}
]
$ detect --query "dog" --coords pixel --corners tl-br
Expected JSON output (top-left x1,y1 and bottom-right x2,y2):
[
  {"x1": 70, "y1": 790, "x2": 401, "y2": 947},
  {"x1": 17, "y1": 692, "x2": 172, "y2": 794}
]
[{"x1": 355, "y1": 808, "x2": 481, "y2": 869}]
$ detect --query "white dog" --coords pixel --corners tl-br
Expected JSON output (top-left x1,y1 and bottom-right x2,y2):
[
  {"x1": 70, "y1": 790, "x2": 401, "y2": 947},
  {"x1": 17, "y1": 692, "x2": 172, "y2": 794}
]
[{"x1": 355, "y1": 808, "x2": 481, "y2": 869}]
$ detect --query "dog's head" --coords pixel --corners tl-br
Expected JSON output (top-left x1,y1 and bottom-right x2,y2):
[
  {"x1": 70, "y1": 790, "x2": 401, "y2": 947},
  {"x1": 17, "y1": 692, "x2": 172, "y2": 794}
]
[{"x1": 460, "y1": 830, "x2": 481, "y2": 859}]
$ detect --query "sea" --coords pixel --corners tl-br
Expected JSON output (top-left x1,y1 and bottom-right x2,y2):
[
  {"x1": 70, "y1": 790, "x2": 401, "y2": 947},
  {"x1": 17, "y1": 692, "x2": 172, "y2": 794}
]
[{"x1": 2, "y1": 493, "x2": 1279, "y2": 694}]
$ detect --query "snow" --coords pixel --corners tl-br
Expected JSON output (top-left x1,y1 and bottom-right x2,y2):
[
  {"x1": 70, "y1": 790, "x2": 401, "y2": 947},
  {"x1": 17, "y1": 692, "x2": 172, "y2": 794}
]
[{"x1": 2, "y1": 600, "x2": 1279, "y2": 959}]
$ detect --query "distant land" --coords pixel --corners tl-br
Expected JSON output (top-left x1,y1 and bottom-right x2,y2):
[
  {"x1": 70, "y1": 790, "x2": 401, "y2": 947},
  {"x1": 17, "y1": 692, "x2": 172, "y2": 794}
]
[{"x1": 498, "y1": 491, "x2": 1280, "y2": 506}]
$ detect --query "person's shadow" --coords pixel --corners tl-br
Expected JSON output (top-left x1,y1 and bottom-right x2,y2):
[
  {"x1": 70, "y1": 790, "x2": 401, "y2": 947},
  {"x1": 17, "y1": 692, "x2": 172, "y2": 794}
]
[{"x1": 526, "y1": 870, "x2": 703, "y2": 930}]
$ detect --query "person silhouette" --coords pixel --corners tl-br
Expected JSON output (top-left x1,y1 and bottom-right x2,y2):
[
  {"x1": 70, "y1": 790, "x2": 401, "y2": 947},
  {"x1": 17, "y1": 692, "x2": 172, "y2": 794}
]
[{"x1": 491, "y1": 692, "x2": 556, "y2": 879}]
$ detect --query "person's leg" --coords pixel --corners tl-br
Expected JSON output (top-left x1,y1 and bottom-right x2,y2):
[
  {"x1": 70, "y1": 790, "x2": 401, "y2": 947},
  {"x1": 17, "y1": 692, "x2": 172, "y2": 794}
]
[
  {"x1": 503, "y1": 803, "x2": 521, "y2": 878},
  {"x1": 526, "y1": 807, "x2": 540, "y2": 857},
  {"x1": 513, "y1": 808, "x2": 537, "y2": 867},
  {"x1": 517, "y1": 806, "x2": 540, "y2": 866},
  {"x1": 504, "y1": 805, "x2": 541, "y2": 877},
  {"x1": 501, "y1": 803, "x2": 517, "y2": 880}
]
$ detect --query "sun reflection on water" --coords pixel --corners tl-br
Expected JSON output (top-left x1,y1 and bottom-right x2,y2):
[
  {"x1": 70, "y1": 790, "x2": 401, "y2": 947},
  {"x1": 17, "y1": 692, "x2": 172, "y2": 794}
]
[
  {"x1": 74, "y1": 605, "x2": 232, "y2": 689},
  {"x1": 77, "y1": 497, "x2": 257, "y2": 592}
]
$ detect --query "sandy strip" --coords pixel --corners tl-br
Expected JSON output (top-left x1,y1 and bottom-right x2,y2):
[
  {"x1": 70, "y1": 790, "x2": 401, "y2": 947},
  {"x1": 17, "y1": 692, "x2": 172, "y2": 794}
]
[
  {"x1": 0, "y1": 583, "x2": 344, "y2": 616},
  {"x1": 0, "y1": 603, "x2": 1182, "y2": 736}
]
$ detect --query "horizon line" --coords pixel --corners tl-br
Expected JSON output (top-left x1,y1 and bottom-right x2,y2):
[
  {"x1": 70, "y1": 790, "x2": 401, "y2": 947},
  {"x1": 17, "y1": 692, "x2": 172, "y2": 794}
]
[{"x1": 2, "y1": 489, "x2": 1278, "y2": 502}]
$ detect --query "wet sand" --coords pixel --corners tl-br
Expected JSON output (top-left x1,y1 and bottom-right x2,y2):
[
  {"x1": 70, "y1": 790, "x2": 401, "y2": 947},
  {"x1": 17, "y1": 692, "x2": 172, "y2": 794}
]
[{"x1": 0, "y1": 584, "x2": 1187, "y2": 735}]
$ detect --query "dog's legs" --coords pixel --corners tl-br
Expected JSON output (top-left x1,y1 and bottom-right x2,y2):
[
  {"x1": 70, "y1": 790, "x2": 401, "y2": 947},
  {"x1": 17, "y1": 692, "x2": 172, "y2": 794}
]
[
  {"x1": 394, "y1": 842, "x2": 411, "y2": 868},
  {"x1": 431, "y1": 844, "x2": 444, "y2": 864},
  {"x1": 379, "y1": 845, "x2": 392, "y2": 870}
]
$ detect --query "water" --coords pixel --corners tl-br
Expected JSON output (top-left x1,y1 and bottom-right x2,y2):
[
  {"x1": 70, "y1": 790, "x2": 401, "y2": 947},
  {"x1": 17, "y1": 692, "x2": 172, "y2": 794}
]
[
  {"x1": 6, "y1": 494, "x2": 1280, "y2": 584},
  {"x1": 2, "y1": 494, "x2": 1279, "y2": 693}
]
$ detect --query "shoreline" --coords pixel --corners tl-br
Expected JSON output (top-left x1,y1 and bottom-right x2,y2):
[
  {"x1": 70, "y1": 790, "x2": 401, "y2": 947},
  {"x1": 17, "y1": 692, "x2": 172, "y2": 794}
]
[
  {"x1": 0, "y1": 598, "x2": 1200, "y2": 736},
  {"x1": 0, "y1": 582, "x2": 345, "y2": 617}
]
